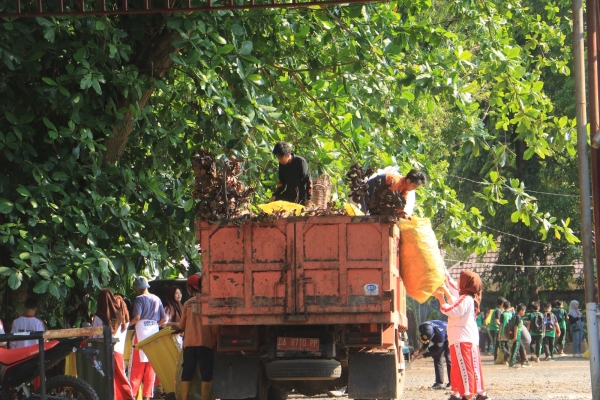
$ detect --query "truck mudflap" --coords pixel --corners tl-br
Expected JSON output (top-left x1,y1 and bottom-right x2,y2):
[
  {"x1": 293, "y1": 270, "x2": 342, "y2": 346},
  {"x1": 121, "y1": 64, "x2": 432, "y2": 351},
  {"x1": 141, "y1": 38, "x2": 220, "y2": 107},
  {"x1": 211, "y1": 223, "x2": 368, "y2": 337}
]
[
  {"x1": 348, "y1": 350, "x2": 401, "y2": 399},
  {"x1": 212, "y1": 353, "x2": 260, "y2": 399}
]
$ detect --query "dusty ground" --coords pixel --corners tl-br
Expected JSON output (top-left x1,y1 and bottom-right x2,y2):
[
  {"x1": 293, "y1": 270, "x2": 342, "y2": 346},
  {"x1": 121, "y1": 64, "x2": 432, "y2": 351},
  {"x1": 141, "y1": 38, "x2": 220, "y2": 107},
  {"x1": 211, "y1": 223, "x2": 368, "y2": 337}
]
[{"x1": 402, "y1": 353, "x2": 592, "y2": 400}]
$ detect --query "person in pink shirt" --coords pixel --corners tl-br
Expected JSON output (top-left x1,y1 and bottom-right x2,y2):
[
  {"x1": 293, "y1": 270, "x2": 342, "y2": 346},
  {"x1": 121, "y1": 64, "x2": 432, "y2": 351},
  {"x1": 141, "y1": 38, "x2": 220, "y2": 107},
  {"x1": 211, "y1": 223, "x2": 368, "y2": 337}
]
[{"x1": 434, "y1": 271, "x2": 490, "y2": 400}]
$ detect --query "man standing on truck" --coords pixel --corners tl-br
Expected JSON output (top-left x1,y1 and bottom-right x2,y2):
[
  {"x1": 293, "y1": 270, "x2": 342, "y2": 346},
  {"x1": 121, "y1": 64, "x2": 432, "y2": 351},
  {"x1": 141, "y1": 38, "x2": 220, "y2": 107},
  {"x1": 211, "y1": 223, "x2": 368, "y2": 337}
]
[
  {"x1": 270, "y1": 141, "x2": 313, "y2": 206},
  {"x1": 363, "y1": 168, "x2": 426, "y2": 217},
  {"x1": 129, "y1": 276, "x2": 167, "y2": 400},
  {"x1": 412, "y1": 320, "x2": 451, "y2": 390}
]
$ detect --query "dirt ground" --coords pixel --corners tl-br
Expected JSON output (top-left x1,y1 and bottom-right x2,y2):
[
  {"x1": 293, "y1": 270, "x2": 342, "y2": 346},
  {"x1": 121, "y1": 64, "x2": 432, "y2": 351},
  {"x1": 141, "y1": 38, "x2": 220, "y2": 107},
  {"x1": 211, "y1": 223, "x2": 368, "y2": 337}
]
[{"x1": 402, "y1": 353, "x2": 592, "y2": 400}]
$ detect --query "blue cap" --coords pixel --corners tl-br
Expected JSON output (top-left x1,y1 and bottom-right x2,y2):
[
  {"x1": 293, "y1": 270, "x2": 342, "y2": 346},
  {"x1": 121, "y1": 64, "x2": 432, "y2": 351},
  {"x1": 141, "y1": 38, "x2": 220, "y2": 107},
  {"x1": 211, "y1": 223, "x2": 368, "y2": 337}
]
[{"x1": 134, "y1": 276, "x2": 150, "y2": 289}]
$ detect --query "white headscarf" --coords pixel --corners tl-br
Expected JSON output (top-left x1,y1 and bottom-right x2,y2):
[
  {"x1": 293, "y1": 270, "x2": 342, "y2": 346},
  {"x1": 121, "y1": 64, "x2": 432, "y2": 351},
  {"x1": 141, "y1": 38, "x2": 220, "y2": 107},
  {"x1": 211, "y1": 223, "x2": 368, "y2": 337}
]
[{"x1": 568, "y1": 300, "x2": 580, "y2": 319}]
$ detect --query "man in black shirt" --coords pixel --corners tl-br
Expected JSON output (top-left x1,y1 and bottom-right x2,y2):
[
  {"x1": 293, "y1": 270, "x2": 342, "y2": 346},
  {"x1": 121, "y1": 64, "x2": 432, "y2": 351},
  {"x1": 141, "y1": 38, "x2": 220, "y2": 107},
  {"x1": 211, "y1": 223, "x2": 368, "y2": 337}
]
[{"x1": 270, "y1": 141, "x2": 312, "y2": 205}]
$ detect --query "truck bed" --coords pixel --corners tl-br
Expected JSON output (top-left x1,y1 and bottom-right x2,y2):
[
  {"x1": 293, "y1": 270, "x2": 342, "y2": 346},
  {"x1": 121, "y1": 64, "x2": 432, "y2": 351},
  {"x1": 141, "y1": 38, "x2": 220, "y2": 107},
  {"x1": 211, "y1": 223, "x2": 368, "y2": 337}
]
[{"x1": 196, "y1": 215, "x2": 407, "y2": 327}]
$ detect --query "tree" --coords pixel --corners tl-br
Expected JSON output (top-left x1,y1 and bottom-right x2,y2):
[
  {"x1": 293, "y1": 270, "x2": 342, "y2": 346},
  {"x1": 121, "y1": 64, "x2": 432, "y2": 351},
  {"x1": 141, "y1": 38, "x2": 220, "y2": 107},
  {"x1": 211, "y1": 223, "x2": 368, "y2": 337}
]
[{"x1": 0, "y1": 0, "x2": 581, "y2": 324}]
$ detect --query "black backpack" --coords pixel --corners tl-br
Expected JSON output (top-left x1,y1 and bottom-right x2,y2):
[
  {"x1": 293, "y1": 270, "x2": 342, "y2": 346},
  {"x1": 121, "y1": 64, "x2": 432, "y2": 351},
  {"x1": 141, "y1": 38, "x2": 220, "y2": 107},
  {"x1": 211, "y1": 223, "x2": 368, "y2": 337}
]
[
  {"x1": 531, "y1": 312, "x2": 544, "y2": 334},
  {"x1": 504, "y1": 315, "x2": 519, "y2": 339},
  {"x1": 544, "y1": 312, "x2": 555, "y2": 331},
  {"x1": 553, "y1": 308, "x2": 565, "y2": 324}
]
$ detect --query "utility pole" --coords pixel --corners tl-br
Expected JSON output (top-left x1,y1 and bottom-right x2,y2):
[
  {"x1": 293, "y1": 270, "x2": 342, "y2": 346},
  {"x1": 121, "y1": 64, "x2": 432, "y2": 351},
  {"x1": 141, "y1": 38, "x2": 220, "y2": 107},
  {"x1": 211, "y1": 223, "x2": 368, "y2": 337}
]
[{"x1": 573, "y1": 0, "x2": 600, "y2": 397}]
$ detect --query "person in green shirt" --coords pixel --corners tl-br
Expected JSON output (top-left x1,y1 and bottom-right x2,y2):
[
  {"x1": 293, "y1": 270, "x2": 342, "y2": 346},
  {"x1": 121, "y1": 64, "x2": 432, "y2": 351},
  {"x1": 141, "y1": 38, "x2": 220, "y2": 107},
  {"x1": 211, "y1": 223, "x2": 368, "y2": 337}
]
[
  {"x1": 552, "y1": 299, "x2": 568, "y2": 356},
  {"x1": 542, "y1": 301, "x2": 561, "y2": 361},
  {"x1": 488, "y1": 297, "x2": 505, "y2": 361},
  {"x1": 525, "y1": 301, "x2": 544, "y2": 362},
  {"x1": 477, "y1": 309, "x2": 492, "y2": 355},
  {"x1": 498, "y1": 300, "x2": 515, "y2": 363},
  {"x1": 508, "y1": 303, "x2": 532, "y2": 368}
]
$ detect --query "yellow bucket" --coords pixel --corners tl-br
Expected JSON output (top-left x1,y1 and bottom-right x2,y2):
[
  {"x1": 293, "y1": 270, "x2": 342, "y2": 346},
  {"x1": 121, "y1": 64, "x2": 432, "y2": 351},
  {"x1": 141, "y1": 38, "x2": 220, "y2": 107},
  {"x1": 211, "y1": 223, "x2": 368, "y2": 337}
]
[
  {"x1": 123, "y1": 329, "x2": 134, "y2": 367},
  {"x1": 64, "y1": 352, "x2": 77, "y2": 377},
  {"x1": 134, "y1": 327, "x2": 181, "y2": 394}
]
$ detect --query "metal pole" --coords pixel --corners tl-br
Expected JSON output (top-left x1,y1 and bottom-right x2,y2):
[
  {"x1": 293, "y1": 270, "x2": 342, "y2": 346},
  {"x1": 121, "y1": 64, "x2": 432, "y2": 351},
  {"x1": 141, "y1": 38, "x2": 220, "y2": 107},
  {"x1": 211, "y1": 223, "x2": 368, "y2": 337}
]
[
  {"x1": 103, "y1": 325, "x2": 115, "y2": 400},
  {"x1": 39, "y1": 338, "x2": 46, "y2": 400},
  {"x1": 586, "y1": 0, "x2": 599, "y2": 304},
  {"x1": 575, "y1": 0, "x2": 600, "y2": 397}
]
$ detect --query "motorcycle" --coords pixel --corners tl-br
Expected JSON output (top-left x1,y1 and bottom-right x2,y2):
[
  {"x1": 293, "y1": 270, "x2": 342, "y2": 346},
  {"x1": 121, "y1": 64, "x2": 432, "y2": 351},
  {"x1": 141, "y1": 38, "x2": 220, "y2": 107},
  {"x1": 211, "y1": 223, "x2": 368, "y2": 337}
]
[{"x1": 0, "y1": 336, "x2": 103, "y2": 400}]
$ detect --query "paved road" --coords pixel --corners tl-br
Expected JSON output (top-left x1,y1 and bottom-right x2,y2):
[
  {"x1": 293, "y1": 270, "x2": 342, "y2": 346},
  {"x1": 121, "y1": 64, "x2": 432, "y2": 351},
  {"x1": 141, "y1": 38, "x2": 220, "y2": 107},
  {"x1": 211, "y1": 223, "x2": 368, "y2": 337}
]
[{"x1": 402, "y1": 353, "x2": 592, "y2": 400}]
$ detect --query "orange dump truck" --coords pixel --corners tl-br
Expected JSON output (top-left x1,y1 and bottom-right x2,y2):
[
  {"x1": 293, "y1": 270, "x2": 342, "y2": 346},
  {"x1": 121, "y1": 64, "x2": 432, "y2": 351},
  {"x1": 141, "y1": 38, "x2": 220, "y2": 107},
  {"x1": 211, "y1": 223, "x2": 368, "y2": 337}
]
[{"x1": 196, "y1": 215, "x2": 408, "y2": 400}]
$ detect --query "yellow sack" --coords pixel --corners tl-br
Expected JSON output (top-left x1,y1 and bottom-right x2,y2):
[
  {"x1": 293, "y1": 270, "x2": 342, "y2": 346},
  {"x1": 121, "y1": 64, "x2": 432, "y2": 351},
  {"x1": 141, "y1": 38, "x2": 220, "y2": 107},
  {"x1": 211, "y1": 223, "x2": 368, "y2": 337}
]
[
  {"x1": 495, "y1": 348, "x2": 506, "y2": 364},
  {"x1": 398, "y1": 217, "x2": 446, "y2": 304},
  {"x1": 344, "y1": 203, "x2": 364, "y2": 216},
  {"x1": 258, "y1": 200, "x2": 304, "y2": 216},
  {"x1": 583, "y1": 349, "x2": 590, "y2": 358},
  {"x1": 485, "y1": 310, "x2": 493, "y2": 325}
]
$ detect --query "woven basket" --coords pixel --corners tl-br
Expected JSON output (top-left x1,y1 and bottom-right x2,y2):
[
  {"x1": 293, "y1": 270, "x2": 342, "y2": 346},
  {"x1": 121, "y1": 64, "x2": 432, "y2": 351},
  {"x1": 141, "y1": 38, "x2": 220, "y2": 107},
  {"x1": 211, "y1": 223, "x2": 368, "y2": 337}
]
[{"x1": 312, "y1": 173, "x2": 332, "y2": 209}]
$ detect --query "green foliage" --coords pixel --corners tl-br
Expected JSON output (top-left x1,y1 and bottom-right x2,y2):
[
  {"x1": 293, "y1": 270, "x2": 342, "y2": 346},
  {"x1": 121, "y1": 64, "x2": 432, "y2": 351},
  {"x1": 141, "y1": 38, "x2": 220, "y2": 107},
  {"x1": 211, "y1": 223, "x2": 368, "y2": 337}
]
[{"x1": 0, "y1": 0, "x2": 582, "y2": 322}]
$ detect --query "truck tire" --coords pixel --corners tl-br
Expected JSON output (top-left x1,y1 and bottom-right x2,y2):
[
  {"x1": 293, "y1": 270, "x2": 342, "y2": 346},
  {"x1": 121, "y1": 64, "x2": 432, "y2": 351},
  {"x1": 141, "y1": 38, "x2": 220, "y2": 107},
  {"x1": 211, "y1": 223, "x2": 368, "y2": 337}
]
[{"x1": 266, "y1": 359, "x2": 342, "y2": 381}]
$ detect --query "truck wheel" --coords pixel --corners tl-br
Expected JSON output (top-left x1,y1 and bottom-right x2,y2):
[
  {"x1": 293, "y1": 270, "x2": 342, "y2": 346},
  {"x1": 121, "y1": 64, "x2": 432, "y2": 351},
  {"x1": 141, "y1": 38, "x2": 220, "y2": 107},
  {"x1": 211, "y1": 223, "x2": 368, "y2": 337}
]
[{"x1": 266, "y1": 359, "x2": 342, "y2": 381}]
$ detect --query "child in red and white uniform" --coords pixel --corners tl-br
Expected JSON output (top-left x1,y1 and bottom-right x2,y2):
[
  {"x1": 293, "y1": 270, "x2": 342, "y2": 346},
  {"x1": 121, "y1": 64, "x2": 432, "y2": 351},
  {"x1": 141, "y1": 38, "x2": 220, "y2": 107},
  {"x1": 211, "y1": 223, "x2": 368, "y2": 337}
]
[
  {"x1": 434, "y1": 271, "x2": 490, "y2": 400},
  {"x1": 92, "y1": 289, "x2": 134, "y2": 400},
  {"x1": 10, "y1": 297, "x2": 45, "y2": 349}
]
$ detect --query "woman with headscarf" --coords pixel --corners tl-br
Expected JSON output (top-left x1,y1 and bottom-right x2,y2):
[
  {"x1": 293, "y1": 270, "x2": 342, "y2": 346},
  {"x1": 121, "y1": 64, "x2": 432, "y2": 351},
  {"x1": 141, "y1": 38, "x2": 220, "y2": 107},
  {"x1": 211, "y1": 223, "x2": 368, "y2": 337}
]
[
  {"x1": 568, "y1": 300, "x2": 583, "y2": 357},
  {"x1": 434, "y1": 271, "x2": 490, "y2": 400},
  {"x1": 92, "y1": 289, "x2": 134, "y2": 400}
]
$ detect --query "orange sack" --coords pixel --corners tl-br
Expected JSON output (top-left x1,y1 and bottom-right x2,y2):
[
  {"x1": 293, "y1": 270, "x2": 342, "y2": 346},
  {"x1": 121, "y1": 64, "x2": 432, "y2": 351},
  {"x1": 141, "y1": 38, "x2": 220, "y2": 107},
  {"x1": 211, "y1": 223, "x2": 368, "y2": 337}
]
[{"x1": 398, "y1": 217, "x2": 446, "y2": 303}]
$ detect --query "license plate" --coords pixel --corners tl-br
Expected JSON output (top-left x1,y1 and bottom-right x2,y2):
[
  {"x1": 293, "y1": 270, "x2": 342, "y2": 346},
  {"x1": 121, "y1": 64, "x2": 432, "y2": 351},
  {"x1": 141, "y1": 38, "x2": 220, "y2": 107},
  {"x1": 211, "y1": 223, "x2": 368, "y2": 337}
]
[{"x1": 276, "y1": 337, "x2": 320, "y2": 351}]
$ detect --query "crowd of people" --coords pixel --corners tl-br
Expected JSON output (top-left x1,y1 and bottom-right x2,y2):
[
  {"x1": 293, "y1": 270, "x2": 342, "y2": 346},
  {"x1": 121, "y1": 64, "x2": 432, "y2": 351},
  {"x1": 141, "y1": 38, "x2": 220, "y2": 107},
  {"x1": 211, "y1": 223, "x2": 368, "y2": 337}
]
[
  {"x1": 479, "y1": 297, "x2": 586, "y2": 368},
  {"x1": 0, "y1": 274, "x2": 212, "y2": 400},
  {"x1": 412, "y1": 272, "x2": 589, "y2": 400}
]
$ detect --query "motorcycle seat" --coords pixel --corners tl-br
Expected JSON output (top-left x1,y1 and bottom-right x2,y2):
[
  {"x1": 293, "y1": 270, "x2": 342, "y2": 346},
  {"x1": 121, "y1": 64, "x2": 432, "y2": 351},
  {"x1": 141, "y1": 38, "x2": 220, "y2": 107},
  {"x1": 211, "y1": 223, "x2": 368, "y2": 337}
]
[{"x1": 0, "y1": 341, "x2": 59, "y2": 365}]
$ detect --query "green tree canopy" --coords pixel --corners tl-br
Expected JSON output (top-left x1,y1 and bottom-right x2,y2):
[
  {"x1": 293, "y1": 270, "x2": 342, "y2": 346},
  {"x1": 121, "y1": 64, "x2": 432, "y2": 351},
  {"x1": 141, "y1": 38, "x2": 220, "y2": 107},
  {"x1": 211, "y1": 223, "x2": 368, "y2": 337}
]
[{"x1": 0, "y1": 0, "x2": 581, "y2": 324}]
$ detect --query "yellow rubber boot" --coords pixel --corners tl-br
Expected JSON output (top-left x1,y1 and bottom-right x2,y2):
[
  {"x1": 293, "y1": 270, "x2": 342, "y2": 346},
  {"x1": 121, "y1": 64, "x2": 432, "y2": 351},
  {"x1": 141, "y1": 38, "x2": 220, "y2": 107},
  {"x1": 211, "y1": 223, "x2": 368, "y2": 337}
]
[
  {"x1": 201, "y1": 381, "x2": 212, "y2": 400},
  {"x1": 180, "y1": 381, "x2": 191, "y2": 400}
]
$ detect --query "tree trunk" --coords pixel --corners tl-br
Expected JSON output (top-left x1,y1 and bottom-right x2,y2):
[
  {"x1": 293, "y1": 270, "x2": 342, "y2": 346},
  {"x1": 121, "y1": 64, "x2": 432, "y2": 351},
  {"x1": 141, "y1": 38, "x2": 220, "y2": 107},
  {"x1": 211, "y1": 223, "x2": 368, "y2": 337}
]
[{"x1": 103, "y1": 29, "x2": 182, "y2": 165}]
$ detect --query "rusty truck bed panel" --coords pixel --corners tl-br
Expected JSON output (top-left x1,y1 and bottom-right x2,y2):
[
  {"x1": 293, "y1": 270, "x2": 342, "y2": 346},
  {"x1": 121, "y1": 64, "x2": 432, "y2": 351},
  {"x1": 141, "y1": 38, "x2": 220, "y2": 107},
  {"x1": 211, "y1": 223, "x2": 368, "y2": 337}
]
[{"x1": 197, "y1": 216, "x2": 406, "y2": 326}]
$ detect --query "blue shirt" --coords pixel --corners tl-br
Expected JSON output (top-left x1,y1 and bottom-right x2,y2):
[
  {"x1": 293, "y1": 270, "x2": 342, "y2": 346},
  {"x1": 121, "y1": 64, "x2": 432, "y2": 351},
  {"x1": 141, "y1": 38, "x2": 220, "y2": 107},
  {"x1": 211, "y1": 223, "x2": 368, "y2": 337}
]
[
  {"x1": 419, "y1": 320, "x2": 448, "y2": 357},
  {"x1": 133, "y1": 293, "x2": 166, "y2": 322}
]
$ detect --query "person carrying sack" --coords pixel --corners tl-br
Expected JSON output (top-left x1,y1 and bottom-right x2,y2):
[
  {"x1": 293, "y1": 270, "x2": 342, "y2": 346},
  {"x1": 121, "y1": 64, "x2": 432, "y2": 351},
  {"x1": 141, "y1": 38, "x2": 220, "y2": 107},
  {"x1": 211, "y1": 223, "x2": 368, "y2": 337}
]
[{"x1": 434, "y1": 271, "x2": 490, "y2": 400}]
